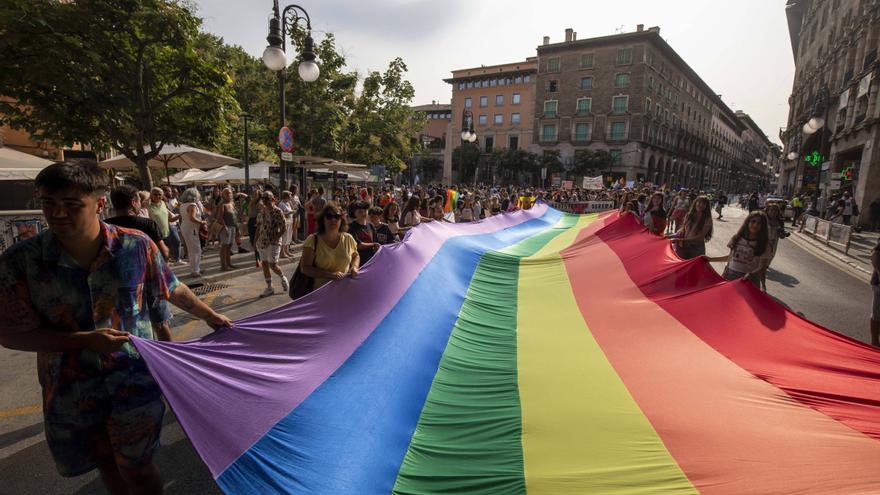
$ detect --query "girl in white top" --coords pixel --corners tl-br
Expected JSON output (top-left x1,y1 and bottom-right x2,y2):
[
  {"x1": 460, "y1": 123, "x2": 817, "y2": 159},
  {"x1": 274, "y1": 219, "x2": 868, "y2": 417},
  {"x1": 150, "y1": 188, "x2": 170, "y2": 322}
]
[
  {"x1": 457, "y1": 198, "x2": 475, "y2": 222},
  {"x1": 400, "y1": 196, "x2": 431, "y2": 231},
  {"x1": 706, "y1": 211, "x2": 772, "y2": 288}
]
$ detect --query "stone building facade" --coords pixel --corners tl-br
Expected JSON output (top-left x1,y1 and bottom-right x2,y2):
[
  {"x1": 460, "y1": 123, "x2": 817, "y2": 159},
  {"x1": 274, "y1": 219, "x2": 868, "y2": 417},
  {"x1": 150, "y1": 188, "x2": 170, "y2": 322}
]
[
  {"x1": 531, "y1": 26, "x2": 772, "y2": 191},
  {"x1": 442, "y1": 60, "x2": 537, "y2": 183},
  {"x1": 781, "y1": 0, "x2": 880, "y2": 224},
  {"x1": 410, "y1": 102, "x2": 451, "y2": 182}
]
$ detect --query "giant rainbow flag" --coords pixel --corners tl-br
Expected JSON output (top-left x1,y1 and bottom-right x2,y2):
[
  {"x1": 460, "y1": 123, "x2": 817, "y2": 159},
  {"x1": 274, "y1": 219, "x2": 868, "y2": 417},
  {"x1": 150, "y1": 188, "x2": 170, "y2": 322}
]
[{"x1": 132, "y1": 204, "x2": 880, "y2": 494}]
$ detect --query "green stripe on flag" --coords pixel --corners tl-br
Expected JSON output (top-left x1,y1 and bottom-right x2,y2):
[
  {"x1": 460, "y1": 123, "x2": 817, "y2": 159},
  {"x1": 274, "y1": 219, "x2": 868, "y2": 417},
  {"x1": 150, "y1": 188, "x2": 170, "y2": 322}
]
[{"x1": 392, "y1": 214, "x2": 580, "y2": 495}]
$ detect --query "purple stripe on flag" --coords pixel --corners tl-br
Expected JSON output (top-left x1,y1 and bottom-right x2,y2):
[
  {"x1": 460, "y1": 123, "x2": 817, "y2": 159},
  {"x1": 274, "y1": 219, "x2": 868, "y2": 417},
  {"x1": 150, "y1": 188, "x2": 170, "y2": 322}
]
[{"x1": 131, "y1": 204, "x2": 548, "y2": 477}]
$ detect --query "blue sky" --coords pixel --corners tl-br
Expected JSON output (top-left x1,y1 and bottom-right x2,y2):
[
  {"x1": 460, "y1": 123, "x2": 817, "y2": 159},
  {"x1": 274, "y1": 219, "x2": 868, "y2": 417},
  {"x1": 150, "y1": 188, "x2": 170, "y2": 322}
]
[{"x1": 196, "y1": 0, "x2": 794, "y2": 144}]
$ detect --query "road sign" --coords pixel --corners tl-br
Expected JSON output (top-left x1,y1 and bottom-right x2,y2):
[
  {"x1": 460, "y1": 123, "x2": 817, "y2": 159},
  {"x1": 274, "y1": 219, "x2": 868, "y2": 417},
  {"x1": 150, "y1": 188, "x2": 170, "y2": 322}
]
[
  {"x1": 278, "y1": 127, "x2": 294, "y2": 153},
  {"x1": 281, "y1": 151, "x2": 293, "y2": 162},
  {"x1": 829, "y1": 180, "x2": 842, "y2": 189}
]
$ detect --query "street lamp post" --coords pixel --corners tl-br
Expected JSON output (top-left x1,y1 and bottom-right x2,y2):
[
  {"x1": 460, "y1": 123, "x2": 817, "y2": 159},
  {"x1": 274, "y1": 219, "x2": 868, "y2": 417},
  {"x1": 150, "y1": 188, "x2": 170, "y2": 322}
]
[
  {"x1": 241, "y1": 112, "x2": 252, "y2": 193},
  {"x1": 263, "y1": 0, "x2": 320, "y2": 197},
  {"x1": 459, "y1": 107, "x2": 476, "y2": 185}
]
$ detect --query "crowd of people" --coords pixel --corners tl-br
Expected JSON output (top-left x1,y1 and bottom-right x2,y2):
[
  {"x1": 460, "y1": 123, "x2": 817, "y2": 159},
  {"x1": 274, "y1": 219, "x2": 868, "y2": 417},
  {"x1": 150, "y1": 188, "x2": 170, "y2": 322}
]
[{"x1": 2, "y1": 160, "x2": 878, "y2": 495}]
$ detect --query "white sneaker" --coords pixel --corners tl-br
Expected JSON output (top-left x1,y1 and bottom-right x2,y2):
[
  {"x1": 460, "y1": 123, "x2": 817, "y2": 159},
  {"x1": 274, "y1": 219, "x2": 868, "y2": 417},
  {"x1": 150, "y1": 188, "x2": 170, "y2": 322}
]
[
  {"x1": 280, "y1": 276, "x2": 289, "y2": 292},
  {"x1": 260, "y1": 287, "x2": 275, "y2": 298}
]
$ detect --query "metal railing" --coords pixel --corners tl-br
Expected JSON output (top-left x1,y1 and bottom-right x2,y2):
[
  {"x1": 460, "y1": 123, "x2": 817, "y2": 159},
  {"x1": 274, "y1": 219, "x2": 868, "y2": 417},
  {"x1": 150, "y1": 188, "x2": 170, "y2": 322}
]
[
  {"x1": 800, "y1": 214, "x2": 853, "y2": 254},
  {"x1": 0, "y1": 210, "x2": 46, "y2": 253}
]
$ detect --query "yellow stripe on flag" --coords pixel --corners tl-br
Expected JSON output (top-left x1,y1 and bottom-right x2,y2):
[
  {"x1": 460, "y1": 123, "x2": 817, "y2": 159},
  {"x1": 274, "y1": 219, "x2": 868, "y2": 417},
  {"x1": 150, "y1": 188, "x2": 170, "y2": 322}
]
[{"x1": 516, "y1": 214, "x2": 697, "y2": 494}]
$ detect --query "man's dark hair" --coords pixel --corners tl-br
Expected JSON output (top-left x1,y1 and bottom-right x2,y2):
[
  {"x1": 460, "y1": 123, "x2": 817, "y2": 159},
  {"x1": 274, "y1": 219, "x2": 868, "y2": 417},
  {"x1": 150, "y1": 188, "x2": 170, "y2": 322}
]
[
  {"x1": 110, "y1": 185, "x2": 139, "y2": 212},
  {"x1": 352, "y1": 201, "x2": 369, "y2": 211},
  {"x1": 368, "y1": 206, "x2": 384, "y2": 216},
  {"x1": 34, "y1": 161, "x2": 110, "y2": 195}
]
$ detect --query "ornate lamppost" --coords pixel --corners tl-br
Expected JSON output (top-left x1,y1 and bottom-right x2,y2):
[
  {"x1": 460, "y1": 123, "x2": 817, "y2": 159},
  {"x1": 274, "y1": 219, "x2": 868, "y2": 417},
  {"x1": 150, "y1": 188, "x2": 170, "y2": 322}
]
[
  {"x1": 459, "y1": 108, "x2": 476, "y2": 184},
  {"x1": 262, "y1": 1, "x2": 320, "y2": 195}
]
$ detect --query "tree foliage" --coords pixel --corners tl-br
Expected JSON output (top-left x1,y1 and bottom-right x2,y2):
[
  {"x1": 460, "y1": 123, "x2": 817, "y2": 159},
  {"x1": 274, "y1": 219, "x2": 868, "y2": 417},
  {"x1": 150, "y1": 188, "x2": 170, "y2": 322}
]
[
  {"x1": 572, "y1": 149, "x2": 614, "y2": 177},
  {"x1": 0, "y1": 0, "x2": 238, "y2": 188},
  {"x1": 343, "y1": 58, "x2": 425, "y2": 175}
]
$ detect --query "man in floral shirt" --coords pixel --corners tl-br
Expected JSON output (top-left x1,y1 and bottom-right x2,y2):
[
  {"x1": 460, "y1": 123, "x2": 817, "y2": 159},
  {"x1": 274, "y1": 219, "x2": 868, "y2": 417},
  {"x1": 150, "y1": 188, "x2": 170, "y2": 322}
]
[
  {"x1": 254, "y1": 191, "x2": 289, "y2": 297},
  {"x1": 0, "y1": 162, "x2": 231, "y2": 494}
]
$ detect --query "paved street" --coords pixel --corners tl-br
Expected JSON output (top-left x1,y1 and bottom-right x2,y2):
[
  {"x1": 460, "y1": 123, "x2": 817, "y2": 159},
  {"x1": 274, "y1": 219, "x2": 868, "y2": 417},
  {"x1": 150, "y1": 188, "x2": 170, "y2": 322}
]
[
  {"x1": 0, "y1": 208, "x2": 874, "y2": 494},
  {"x1": 706, "y1": 206, "x2": 871, "y2": 344}
]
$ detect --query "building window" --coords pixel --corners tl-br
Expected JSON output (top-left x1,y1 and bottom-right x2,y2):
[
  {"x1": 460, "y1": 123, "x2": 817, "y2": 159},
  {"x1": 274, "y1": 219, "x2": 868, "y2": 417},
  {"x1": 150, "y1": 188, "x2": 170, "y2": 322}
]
[
  {"x1": 464, "y1": 97, "x2": 472, "y2": 108},
  {"x1": 574, "y1": 122, "x2": 590, "y2": 141},
  {"x1": 511, "y1": 112, "x2": 521, "y2": 124},
  {"x1": 544, "y1": 100, "x2": 558, "y2": 117},
  {"x1": 610, "y1": 122, "x2": 627, "y2": 140},
  {"x1": 541, "y1": 124, "x2": 558, "y2": 141},
  {"x1": 547, "y1": 80, "x2": 558, "y2": 92},
  {"x1": 490, "y1": 78, "x2": 498, "y2": 87},
  {"x1": 458, "y1": 82, "x2": 464, "y2": 90},
  {"x1": 581, "y1": 53, "x2": 594, "y2": 68},
  {"x1": 616, "y1": 48, "x2": 633, "y2": 65},
  {"x1": 494, "y1": 114, "x2": 503, "y2": 124},
  {"x1": 614, "y1": 73, "x2": 630, "y2": 88},
  {"x1": 648, "y1": 76, "x2": 654, "y2": 89},
  {"x1": 524, "y1": 75, "x2": 530, "y2": 82},
  {"x1": 480, "y1": 96, "x2": 488, "y2": 107},
  {"x1": 509, "y1": 135, "x2": 519, "y2": 150},
  {"x1": 580, "y1": 77, "x2": 593, "y2": 90},
  {"x1": 612, "y1": 96, "x2": 629, "y2": 114},
  {"x1": 485, "y1": 136, "x2": 494, "y2": 152},
  {"x1": 478, "y1": 114, "x2": 487, "y2": 125},
  {"x1": 646, "y1": 97, "x2": 652, "y2": 114},
  {"x1": 495, "y1": 95, "x2": 504, "y2": 106},
  {"x1": 515, "y1": 75, "x2": 523, "y2": 84},
  {"x1": 548, "y1": 57, "x2": 561, "y2": 72},
  {"x1": 466, "y1": 81, "x2": 474, "y2": 89},
  {"x1": 512, "y1": 93, "x2": 521, "y2": 105},
  {"x1": 576, "y1": 98, "x2": 591, "y2": 115}
]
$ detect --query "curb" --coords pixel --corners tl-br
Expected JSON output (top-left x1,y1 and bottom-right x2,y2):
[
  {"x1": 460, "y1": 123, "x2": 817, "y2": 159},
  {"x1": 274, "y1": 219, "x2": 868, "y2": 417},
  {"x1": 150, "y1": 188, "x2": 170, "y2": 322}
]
[{"x1": 788, "y1": 231, "x2": 871, "y2": 283}]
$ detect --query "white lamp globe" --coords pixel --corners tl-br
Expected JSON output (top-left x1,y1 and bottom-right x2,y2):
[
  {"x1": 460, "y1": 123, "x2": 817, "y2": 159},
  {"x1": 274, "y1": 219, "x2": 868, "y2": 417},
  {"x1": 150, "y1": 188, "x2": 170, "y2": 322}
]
[
  {"x1": 808, "y1": 116, "x2": 825, "y2": 130},
  {"x1": 262, "y1": 46, "x2": 287, "y2": 71},
  {"x1": 467, "y1": 133, "x2": 477, "y2": 143},
  {"x1": 802, "y1": 122, "x2": 817, "y2": 134},
  {"x1": 787, "y1": 151, "x2": 798, "y2": 160},
  {"x1": 461, "y1": 130, "x2": 471, "y2": 141},
  {"x1": 298, "y1": 60, "x2": 320, "y2": 82}
]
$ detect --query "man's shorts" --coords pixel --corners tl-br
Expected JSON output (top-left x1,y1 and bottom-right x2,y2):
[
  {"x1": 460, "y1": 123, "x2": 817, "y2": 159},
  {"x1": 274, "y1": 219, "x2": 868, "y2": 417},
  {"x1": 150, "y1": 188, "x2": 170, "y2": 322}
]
[
  {"x1": 872, "y1": 285, "x2": 880, "y2": 320},
  {"x1": 44, "y1": 357, "x2": 165, "y2": 477},
  {"x1": 258, "y1": 244, "x2": 281, "y2": 264},
  {"x1": 219, "y1": 226, "x2": 237, "y2": 246}
]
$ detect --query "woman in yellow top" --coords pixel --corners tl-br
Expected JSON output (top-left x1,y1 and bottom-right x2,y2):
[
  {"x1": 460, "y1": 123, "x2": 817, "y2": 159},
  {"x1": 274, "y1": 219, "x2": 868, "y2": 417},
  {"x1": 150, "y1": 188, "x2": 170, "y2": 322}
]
[{"x1": 299, "y1": 203, "x2": 360, "y2": 289}]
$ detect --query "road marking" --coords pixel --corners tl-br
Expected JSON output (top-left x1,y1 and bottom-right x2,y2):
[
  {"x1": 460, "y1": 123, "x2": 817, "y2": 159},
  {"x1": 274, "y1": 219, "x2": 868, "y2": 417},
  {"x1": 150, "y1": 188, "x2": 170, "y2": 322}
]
[{"x1": 0, "y1": 404, "x2": 41, "y2": 418}]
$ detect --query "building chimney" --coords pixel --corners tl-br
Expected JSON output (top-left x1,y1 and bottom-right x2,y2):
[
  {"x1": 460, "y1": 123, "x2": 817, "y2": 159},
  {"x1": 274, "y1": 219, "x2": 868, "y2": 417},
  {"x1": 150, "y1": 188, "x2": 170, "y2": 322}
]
[
  {"x1": 543, "y1": 35, "x2": 550, "y2": 45},
  {"x1": 637, "y1": 24, "x2": 644, "y2": 32},
  {"x1": 572, "y1": 31, "x2": 577, "y2": 41},
  {"x1": 648, "y1": 26, "x2": 660, "y2": 33},
  {"x1": 565, "y1": 28, "x2": 573, "y2": 42}
]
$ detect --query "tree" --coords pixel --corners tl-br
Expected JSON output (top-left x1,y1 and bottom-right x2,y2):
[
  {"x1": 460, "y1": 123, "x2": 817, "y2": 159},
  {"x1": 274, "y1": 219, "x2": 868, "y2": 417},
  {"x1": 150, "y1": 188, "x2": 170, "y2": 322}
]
[
  {"x1": 283, "y1": 31, "x2": 358, "y2": 159},
  {"x1": 345, "y1": 58, "x2": 425, "y2": 175},
  {"x1": 451, "y1": 145, "x2": 482, "y2": 184},
  {"x1": 572, "y1": 149, "x2": 613, "y2": 177},
  {"x1": 415, "y1": 155, "x2": 442, "y2": 183},
  {"x1": 0, "y1": 0, "x2": 238, "y2": 188},
  {"x1": 492, "y1": 149, "x2": 538, "y2": 184}
]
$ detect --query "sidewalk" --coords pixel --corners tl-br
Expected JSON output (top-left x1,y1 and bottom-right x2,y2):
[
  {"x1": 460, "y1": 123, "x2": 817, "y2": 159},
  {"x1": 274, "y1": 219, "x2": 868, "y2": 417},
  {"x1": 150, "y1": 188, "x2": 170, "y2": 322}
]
[
  {"x1": 789, "y1": 226, "x2": 875, "y2": 283},
  {"x1": 171, "y1": 242, "x2": 303, "y2": 287}
]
